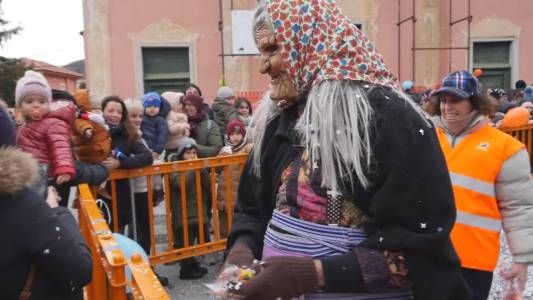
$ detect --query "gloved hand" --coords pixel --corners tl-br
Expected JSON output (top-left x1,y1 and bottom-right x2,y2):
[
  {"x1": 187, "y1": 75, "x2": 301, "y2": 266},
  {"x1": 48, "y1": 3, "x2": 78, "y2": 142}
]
[
  {"x1": 231, "y1": 256, "x2": 319, "y2": 300},
  {"x1": 224, "y1": 242, "x2": 255, "y2": 268}
]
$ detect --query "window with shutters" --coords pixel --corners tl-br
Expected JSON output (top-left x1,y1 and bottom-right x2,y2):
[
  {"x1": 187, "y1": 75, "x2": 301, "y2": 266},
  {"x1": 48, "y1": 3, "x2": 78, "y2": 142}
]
[
  {"x1": 473, "y1": 41, "x2": 512, "y2": 90},
  {"x1": 142, "y1": 47, "x2": 191, "y2": 93}
]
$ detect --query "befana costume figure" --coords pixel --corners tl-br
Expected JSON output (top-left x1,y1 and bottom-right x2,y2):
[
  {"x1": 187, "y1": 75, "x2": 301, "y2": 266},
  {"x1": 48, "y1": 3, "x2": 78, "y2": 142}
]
[{"x1": 220, "y1": 0, "x2": 470, "y2": 300}]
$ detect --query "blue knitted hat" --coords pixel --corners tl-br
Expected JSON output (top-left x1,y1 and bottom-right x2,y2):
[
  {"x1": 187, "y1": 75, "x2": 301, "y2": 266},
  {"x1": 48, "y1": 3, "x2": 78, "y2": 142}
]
[{"x1": 142, "y1": 92, "x2": 161, "y2": 108}]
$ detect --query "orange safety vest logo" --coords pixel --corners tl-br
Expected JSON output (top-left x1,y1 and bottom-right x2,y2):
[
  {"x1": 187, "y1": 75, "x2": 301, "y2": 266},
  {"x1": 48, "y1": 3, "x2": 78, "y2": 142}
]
[
  {"x1": 436, "y1": 125, "x2": 524, "y2": 272},
  {"x1": 475, "y1": 142, "x2": 490, "y2": 152}
]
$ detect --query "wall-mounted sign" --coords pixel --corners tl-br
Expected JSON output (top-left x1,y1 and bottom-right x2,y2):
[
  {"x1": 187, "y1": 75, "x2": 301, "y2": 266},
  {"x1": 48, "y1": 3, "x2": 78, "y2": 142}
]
[{"x1": 232, "y1": 10, "x2": 260, "y2": 55}]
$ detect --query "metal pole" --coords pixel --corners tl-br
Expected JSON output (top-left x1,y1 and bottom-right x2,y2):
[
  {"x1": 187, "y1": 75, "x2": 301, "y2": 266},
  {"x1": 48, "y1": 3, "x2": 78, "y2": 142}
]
[
  {"x1": 412, "y1": 0, "x2": 416, "y2": 82},
  {"x1": 219, "y1": 0, "x2": 226, "y2": 81},
  {"x1": 398, "y1": 0, "x2": 401, "y2": 81},
  {"x1": 467, "y1": 0, "x2": 471, "y2": 71},
  {"x1": 449, "y1": 0, "x2": 452, "y2": 73},
  {"x1": 129, "y1": 178, "x2": 138, "y2": 242}
]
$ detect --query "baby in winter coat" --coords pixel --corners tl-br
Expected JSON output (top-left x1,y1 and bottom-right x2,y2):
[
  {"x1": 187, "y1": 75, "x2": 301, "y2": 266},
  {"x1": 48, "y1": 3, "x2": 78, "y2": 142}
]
[
  {"x1": 72, "y1": 89, "x2": 111, "y2": 164},
  {"x1": 15, "y1": 70, "x2": 76, "y2": 185},
  {"x1": 161, "y1": 91, "x2": 190, "y2": 161},
  {"x1": 141, "y1": 92, "x2": 169, "y2": 160}
]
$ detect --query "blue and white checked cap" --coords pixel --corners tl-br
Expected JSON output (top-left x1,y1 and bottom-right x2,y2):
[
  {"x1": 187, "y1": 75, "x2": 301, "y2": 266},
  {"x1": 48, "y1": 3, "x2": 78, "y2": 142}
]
[{"x1": 433, "y1": 70, "x2": 482, "y2": 98}]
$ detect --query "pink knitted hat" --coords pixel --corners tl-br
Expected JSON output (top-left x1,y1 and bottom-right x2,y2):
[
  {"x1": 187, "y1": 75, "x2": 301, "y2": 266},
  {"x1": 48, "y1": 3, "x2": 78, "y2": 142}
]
[{"x1": 15, "y1": 70, "x2": 52, "y2": 106}]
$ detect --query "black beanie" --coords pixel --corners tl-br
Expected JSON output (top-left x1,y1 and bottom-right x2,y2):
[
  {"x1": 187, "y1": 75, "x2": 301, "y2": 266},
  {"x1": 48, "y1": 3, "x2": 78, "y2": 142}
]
[
  {"x1": 515, "y1": 80, "x2": 527, "y2": 90},
  {"x1": 52, "y1": 89, "x2": 78, "y2": 106}
]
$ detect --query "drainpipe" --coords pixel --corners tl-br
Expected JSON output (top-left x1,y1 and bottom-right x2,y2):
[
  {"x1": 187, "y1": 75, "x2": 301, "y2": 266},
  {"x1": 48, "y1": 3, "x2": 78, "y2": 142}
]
[{"x1": 219, "y1": 0, "x2": 226, "y2": 83}]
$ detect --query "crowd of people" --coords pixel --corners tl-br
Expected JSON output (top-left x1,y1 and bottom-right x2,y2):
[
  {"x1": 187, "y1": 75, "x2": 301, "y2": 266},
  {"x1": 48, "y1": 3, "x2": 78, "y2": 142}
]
[
  {"x1": 404, "y1": 78, "x2": 533, "y2": 130},
  {"x1": 2, "y1": 0, "x2": 533, "y2": 299},
  {"x1": 0, "y1": 67, "x2": 256, "y2": 294}
]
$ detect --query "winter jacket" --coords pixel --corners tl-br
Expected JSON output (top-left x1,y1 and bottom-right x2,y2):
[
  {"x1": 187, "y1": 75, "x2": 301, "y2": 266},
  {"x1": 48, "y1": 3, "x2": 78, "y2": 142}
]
[
  {"x1": 433, "y1": 116, "x2": 533, "y2": 264},
  {"x1": 212, "y1": 97, "x2": 240, "y2": 137},
  {"x1": 103, "y1": 126, "x2": 153, "y2": 228},
  {"x1": 217, "y1": 143, "x2": 253, "y2": 210},
  {"x1": 0, "y1": 147, "x2": 92, "y2": 300},
  {"x1": 165, "y1": 111, "x2": 189, "y2": 150},
  {"x1": 194, "y1": 119, "x2": 223, "y2": 158},
  {"x1": 72, "y1": 113, "x2": 111, "y2": 164},
  {"x1": 169, "y1": 169, "x2": 211, "y2": 227},
  {"x1": 17, "y1": 101, "x2": 76, "y2": 179},
  {"x1": 227, "y1": 86, "x2": 470, "y2": 300},
  {"x1": 141, "y1": 99, "x2": 170, "y2": 154}
]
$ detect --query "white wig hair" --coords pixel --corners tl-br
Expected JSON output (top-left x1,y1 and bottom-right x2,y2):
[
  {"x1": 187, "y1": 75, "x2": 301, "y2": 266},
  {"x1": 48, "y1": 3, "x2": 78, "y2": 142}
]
[
  {"x1": 250, "y1": 80, "x2": 429, "y2": 193},
  {"x1": 249, "y1": 0, "x2": 428, "y2": 193}
]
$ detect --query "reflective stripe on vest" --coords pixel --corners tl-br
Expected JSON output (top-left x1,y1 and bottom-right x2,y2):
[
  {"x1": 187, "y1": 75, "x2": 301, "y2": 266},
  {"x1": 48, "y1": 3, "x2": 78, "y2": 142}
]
[
  {"x1": 436, "y1": 124, "x2": 524, "y2": 271},
  {"x1": 449, "y1": 172, "x2": 495, "y2": 198},
  {"x1": 456, "y1": 210, "x2": 501, "y2": 232}
]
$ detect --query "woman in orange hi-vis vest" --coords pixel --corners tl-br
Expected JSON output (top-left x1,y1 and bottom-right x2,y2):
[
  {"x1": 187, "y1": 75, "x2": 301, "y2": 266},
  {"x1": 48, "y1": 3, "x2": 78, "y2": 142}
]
[{"x1": 432, "y1": 70, "x2": 533, "y2": 300}]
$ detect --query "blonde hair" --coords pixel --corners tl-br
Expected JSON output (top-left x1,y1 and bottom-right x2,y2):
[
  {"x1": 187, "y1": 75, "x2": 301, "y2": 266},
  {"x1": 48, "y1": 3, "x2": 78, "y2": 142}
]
[{"x1": 124, "y1": 98, "x2": 143, "y2": 115}]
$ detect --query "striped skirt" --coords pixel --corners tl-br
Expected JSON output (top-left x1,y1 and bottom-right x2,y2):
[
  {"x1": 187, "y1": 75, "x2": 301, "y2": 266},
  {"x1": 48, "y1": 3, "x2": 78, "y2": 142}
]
[{"x1": 262, "y1": 210, "x2": 413, "y2": 300}]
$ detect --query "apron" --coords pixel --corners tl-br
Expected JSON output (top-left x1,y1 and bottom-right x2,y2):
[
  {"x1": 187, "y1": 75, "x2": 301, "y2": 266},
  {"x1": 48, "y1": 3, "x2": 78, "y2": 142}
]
[{"x1": 262, "y1": 211, "x2": 413, "y2": 300}]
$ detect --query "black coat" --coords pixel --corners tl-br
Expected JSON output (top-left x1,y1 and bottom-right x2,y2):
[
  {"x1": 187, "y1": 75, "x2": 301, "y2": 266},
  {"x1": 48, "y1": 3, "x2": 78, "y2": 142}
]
[
  {"x1": 0, "y1": 147, "x2": 92, "y2": 300},
  {"x1": 105, "y1": 126, "x2": 153, "y2": 228},
  {"x1": 227, "y1": 86, "x2": 470, "y2": 300}
]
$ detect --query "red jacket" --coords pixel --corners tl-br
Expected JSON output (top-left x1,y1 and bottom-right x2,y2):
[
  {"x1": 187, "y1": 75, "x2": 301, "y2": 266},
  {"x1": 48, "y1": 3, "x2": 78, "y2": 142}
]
[{"x1": 16, "y1": 101, "x2": 76, "y2": 178}]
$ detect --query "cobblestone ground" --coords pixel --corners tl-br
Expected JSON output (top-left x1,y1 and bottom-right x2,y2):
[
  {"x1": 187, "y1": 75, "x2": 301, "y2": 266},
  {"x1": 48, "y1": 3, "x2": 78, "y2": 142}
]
[{"x1": 148, "y1": 202, "x2": 533, "y2": 300}]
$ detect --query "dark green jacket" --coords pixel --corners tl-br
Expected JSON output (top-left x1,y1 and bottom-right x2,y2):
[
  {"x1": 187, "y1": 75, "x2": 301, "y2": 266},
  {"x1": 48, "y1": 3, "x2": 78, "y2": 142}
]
[
  {"x1": 212, "y1": 97, "x2": 240, "y2": 137},
  {"x1": 195, "y1": 118, "x2": 223, "y2": 158},
  {"x1": 169, "y1": 169, "x2": 211, "y2": 226}
]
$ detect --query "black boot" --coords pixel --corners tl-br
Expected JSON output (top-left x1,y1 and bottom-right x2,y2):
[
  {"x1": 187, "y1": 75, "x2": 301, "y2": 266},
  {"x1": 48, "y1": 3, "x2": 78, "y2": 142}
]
[
  {"x1": 152, "y1": 268, "x2": 169, "y2": 287},
  {"x1": 179, "y1": 258, "x2": 208, "y2": 280}
]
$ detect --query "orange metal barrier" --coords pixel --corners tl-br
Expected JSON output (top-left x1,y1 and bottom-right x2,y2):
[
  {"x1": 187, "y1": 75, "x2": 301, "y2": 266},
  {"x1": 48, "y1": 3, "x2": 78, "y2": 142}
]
[
  {"x1": 78, "y1": 184, "x2": 170, "y2": 300},
  {"x1": 104, "y1": 154, "x2": 248, "y2": 266},
  {"x1": 235, "y1": 91, "x2": 264, "y2": 106},
  {"x1": 500, "y1": 124, "x2": 533, "y2": 155}
]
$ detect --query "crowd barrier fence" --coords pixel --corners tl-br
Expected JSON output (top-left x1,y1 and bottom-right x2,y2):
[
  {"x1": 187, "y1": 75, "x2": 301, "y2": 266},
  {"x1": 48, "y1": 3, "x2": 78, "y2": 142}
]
[
  {"x1": 501, "y1": 124, "x2": 533, "y2": 155},
  {"x1": 103, "y1": 154, "x2": 247, "y2": 266},
  {"x1": 78, "y1": 184, "x2": 170, "y2": 300}
]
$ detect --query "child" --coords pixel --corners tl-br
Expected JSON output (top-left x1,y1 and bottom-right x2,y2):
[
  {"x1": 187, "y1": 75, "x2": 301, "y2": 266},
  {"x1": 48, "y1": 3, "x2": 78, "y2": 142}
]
[
  {"x1": 140, "y1": 92, "x2": 169, "y2": 160},
  {"x1": 15, "y1": 70, "x2": 76, "y2": 186},
  {"x1": 161, "y1": 91, "x2": 190, "y2": 161},
  {"x1": 169, "y1": 138, "x2": 210, "y2": 280},
  {"x1": 72, "y1": 89, "x2": 111, "y2": 164},
  {"x1": 49, "y1": 89, "x2": 109, "y2": 206},
  {"x1": 216, "y1": 119, "x2": 252, "y2": 237}
]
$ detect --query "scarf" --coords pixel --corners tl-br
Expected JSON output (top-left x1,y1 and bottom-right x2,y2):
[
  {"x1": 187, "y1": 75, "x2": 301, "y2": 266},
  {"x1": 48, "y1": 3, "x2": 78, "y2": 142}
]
[
  {"x1": 440, "y1": 110, "x2": 478, "y2": 136},
  {"x1": 187, "y1": 111, "x2": 206, "y2": 139},
  {"x1": 108, "y1": 123, "x2": 125, "y2": 137},
  {"x1": 266, "y1": 0, "x2": 398, "y2": 95},
  {"x1": 226, "y1": 138, "x2": 247, "y2": 153}
]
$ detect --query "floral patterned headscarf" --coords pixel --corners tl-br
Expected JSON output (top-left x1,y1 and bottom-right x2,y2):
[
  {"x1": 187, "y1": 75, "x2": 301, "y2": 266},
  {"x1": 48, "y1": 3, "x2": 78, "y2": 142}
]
[{"x1": 266, "y1": 0, "x2": 398, "y2": 94}]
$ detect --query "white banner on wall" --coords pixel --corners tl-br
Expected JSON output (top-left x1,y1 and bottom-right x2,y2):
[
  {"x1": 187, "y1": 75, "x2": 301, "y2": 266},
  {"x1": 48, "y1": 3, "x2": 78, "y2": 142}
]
[{"x1": 231, "y1": 10, "x2": 260, "y2": 55}]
